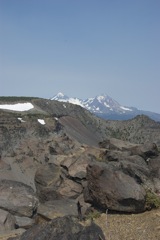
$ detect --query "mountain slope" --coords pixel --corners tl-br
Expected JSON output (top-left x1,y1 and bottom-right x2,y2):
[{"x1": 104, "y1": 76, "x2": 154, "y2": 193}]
[
  {"x1": 1, "y1": 98, "x2": 160, "y2": 239},
  {"x1": 51, "y1": 92, "x2": 160, "y2": 121}
]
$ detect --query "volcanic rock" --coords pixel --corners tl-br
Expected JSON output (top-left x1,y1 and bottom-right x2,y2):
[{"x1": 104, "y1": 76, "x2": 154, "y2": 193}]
[
  {"x1": 0, "y1": 209, "x2": 15, "y2": 231},
  {"x1": 84, "y1": 162, "x2": 146, "y2": 212},
  {"x1": 15, "y1": 216, "x2": 35, "y2": 229},
  {"x1": 18, "y1": 215, "x2": 105, "y2": 240},
  {"x1": 0, "y1": 180, "x2": 38, "y2": 217}
]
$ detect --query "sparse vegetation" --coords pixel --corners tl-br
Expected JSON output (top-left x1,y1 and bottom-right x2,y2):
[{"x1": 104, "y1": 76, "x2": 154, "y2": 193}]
[
  {"x1": 0, "y1": 96, "x2": 39, "y2": 102},
  {"x1": 86, "y1": 209, "x2": 101, "y2": 220},
  {"x1": 145, "y1": 189, "x2": 160, "y2": 209}
]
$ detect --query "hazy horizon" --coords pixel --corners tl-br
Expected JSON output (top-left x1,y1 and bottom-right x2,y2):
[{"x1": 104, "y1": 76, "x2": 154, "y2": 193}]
[{"x1": 1, "y1": 1, "x2": 160, "y2": 113}]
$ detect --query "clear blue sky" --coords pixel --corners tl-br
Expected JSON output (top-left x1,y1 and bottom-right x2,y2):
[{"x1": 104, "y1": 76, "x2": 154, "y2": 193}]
[{"x1": 0, "y1": 0, "x2": 160, "y2": 113}]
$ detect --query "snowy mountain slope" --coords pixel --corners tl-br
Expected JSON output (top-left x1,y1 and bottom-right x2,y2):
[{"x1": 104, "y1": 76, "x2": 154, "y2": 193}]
[
  {"x1": 52, "y1": 92, "x2": 84, "y2": 107},
  {"x1": 51, "y1": 92, "x2": 160, "y2": 121},
  {"x1": 51, "y1": 93, "x2": 133, "y2": 113},
  {"x1": 51, "y1": 93, "x2": 134, "y2": 114}
]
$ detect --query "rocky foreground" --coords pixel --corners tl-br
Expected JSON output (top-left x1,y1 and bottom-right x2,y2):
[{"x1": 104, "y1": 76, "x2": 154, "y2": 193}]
[{"x1": 0, "y1": 97, "x2": 160, "y2": 239}]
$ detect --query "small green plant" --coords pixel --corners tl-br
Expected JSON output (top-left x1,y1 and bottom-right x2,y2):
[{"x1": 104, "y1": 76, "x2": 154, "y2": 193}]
[
  {"x1": 145, "y1": 189, "x2": 160, "y2": 209},
  {"x1": 86, "y1": 209, "x2": 101, "y2": 220}
]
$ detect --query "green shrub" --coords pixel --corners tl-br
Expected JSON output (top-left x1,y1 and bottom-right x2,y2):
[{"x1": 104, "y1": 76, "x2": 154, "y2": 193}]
[
  {"x1": 86, "y1": 209, "x2": 101, "y2": 220},
  {"x1": 145, "y1": 189, "x2": 160, "y2": 209}
]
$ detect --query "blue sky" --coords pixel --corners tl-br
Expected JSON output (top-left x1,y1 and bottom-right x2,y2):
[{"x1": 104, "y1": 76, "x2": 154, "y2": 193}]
[{"x1": 0, "y1": 0, "x2": 160, "y2": 113}]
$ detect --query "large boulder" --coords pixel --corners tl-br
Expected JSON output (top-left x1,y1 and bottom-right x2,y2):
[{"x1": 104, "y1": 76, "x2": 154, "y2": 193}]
[
  {"x1": 35, "y1": 161, "x2": 84, "y2": 204},
  {"x1": 18, "y1": 215, "x2": 105, "y2": 240},
  {"x1": 60, "y1": 149, "x2": 95, "y2": 180},
  {"x1": 84, "y1": 163, "x2": 146, "y2": 212},
  {"x1": 35, "y1": 164, "x2": 62, "y2": 202},
  {"x1": 120, "y1": 155, "x2": 150, "y2": 185},
  {"x1": 0, "y1": 180, "x2": 38, "y2": 217},
  {"x1": 37, "y1": 199, "x2": 78, "y2": 220}
]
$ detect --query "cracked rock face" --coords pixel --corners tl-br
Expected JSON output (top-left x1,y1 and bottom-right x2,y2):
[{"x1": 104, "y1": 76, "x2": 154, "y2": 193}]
[
  {"x1": 0, "y1": 180, "x2": 39, "y2": 217},
  {"x1": 84, "y1": 163, "x2": 146, "y2": 212}
]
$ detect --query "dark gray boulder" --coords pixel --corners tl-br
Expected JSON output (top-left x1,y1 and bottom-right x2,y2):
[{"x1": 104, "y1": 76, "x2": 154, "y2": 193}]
[
  {"x1": 19, "y1": 215, "x2": 105, "y2": 240},
  {"x1": 0, "y1": 180, "x2": 38, "y2": 217},
  {"x1": 120, "y1": 155, "x2": 150, "y2": 185},
  {"x1": 35, "y1": 164, "x2": 62, "y2": 202},
  {"x1": 35, "y1": 160, "x2": 83, "y2": 202}
]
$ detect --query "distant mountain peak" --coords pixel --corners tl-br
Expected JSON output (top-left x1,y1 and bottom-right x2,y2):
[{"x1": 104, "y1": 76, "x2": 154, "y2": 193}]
[
  {"x1": 57, "y1": 92, "x2": 64, "y2": 97},
  {"x1": 51, "y1": 93, "x2": 160, "y2": 121},
  {"x1": 51, "y1": 92, "x2": 133, "y2": 114},
  {"x1": 51, "y1": 92, "x2": 68, "y2": 101}
]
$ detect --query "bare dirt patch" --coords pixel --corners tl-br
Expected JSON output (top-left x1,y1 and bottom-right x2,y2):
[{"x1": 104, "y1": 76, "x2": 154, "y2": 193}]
[{"x1": 95, "y1": 209, "x2": 160, "y2": 240}]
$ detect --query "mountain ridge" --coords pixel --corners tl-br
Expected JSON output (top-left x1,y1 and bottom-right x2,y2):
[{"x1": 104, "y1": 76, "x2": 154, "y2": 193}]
[{"x1": 51, "y1": 92, "x2": 160, "y2": 121}]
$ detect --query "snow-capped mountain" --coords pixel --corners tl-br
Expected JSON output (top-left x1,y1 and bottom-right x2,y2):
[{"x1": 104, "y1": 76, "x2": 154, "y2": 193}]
[
  {"x1": 51, "y1": 92, "x2": 133, "y2": 114},
  {"x1": 83, "y1": 94, "x2": 133, "y2": 114},
  {"x1": 51, "y1": 92, "x2": 84, "y2": 107},
  {"x1": 51, "y1": 92, "x2": 160, "y2": 121}
]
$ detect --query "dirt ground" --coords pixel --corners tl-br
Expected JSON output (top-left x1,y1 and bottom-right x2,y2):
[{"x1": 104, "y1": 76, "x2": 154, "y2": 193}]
[{"x1": 95, "y1": 209, "x2": 160, "y2": 240}]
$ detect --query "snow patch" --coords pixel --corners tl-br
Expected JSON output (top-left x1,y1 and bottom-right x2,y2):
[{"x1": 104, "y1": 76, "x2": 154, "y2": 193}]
[
  {"x1": 63, "y1": 104, "x2": 67, "y2": 108},
  {"x1": 68, "y1": 98, "x2": 84, "y2": 107},
  {"x1": 38, "y1": 119, "x2": 46, "y2": 125},
  {"x1": 120, "y1": 106, "x2": 132, "y2": 111},
  {"x1": 84, "y1": 98, "x2": 94, "y2": 104},
  {"x1": 0, "y1": 103, "x2": 34, "y2": 111},
  {"x1": 104, "y1": 102, "x2": 110, "y2": 108},
  {"x1": 57, "y1": 92, "x2": 64, "y2": 97},
  {"x1": 97, "y1": 96, "x2": 105, "y2": 102},
  {"x1": 18, "y1": 117, "x2": 26, "y2": 123}
]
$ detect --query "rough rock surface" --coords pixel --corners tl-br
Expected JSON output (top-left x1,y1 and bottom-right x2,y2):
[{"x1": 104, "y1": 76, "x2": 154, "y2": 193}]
[
  {"x1": 128, "y1": 142, "x2": 159, "y2": 160},
  {"x1": 0, "y1": 229, "x2": 26, "y2": 240},
  {"x1": 35, "y1": 164, "x2": 62, "y2": 202},
  {"x1": 37, "y1": 199, "x2": 78, "y2": 220},
  {"x1": 0, "y1": 180, "x2": 38, "y2": 217},
  {"x1": 15, "y1": 216, "x2": 35, "y2": 229},
  {"x1": 19, "y1": 215, "x2": 105, "y2": 240},
  {"x1": 84, "y1": 162, "x2": 146, "y2": 212},
  {"x1": 0, "y1": 209, "x2": 15, "y2": 231}
]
